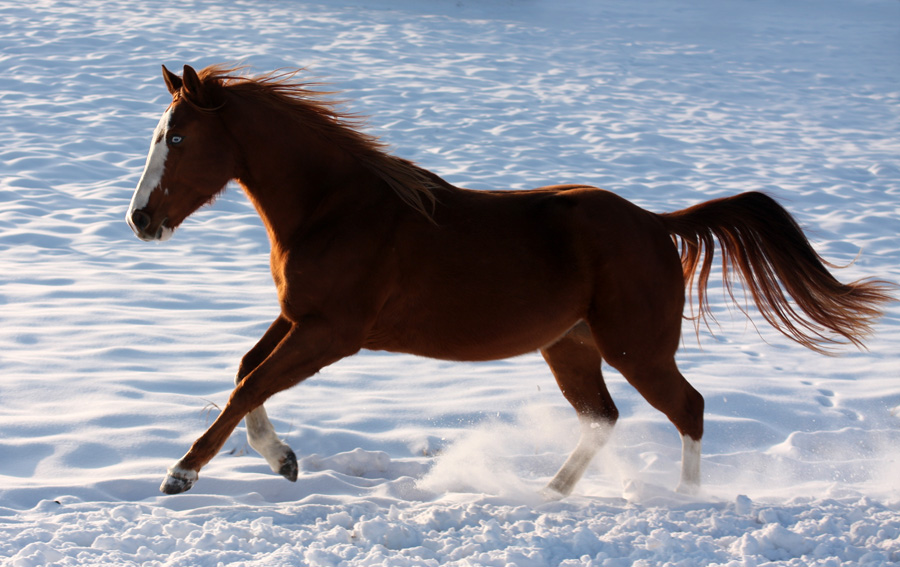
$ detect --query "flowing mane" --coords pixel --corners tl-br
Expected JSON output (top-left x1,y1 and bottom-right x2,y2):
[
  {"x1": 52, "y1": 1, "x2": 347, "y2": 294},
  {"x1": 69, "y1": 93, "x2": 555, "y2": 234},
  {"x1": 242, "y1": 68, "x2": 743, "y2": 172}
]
[{"x1": 196, "y1": 64, "x2": 445, "y2": 218}]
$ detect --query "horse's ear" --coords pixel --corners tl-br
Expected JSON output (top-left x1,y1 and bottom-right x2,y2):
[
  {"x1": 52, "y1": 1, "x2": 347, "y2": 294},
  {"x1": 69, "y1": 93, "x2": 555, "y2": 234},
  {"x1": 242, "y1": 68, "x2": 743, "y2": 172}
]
[
  {"x1": 181, "y1": 64, "x2": 221, "y2": 109},
  {"x1": 162, "y1": 65, "x2": 182, "y2": 95},
  {"x1": 182, "y1": 65, "x2": 203, "y2": 97}
]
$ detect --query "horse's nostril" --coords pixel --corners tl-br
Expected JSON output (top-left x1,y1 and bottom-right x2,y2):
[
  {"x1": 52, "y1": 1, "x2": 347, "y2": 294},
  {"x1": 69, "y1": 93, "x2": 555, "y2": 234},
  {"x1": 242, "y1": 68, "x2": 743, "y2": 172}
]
[{"x1": 131, "y1": 210, "x2": 152, "y2": 231}]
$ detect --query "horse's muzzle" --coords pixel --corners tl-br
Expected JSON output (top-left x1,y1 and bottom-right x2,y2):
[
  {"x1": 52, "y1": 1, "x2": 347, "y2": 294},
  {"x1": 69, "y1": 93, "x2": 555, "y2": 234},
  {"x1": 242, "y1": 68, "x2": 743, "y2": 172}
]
[{"x1": 128, "y1": 209, "x2": 171, "y2": 241}]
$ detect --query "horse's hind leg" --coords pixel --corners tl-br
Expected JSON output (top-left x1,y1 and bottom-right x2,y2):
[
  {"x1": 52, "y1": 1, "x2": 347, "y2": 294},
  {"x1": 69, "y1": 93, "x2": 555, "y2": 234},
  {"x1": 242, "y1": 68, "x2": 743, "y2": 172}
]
[
  {"x1": 235, "y1": 315, "x2": 298, "y2": 482},
  {"x1": 590, "y1": 317, "x2": 705, "y2": 494},
  {"x1": 541, "y1": 322, "x2": 619, "y2": 498},
  {"x1": 573, "y1": 215, "x2": 706, "y2": 493},
  {"x1": 616, "y1": 357, "x2": 703, "y2": 493}
]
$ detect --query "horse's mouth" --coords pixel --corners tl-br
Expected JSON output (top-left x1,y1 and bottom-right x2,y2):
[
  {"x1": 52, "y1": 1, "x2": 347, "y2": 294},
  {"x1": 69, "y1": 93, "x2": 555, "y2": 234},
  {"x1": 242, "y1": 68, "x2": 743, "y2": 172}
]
[
  {"x1": 154, "y1": 218, "x2": 170, "y2": 240},
  {"x1": 128, "y1": 211, "x2": 172, "y2": 242}
]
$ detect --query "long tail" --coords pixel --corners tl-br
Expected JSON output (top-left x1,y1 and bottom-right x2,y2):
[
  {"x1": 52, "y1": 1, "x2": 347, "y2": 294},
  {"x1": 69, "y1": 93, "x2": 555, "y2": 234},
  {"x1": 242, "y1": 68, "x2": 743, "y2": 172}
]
[{"x1": 659, "y1": 191, "x2": 895, "y2": 354}]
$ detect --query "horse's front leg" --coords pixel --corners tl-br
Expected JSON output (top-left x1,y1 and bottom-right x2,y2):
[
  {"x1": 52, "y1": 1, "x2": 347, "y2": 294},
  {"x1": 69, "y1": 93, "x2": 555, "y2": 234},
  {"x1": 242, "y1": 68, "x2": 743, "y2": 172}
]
[
  {"x1": 235, "y1": 316, "x2": 298, "y2": 482},
  {"x1": 161, "y1": 318, "x2": 359, "y2": 494}
]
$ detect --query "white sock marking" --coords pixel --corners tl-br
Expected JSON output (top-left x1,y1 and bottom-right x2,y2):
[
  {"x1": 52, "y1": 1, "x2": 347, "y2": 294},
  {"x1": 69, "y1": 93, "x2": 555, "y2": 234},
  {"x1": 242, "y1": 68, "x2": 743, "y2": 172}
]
[
  {"x1": 678, "y1": 434, "x2": 702, "y2": 492},
  {"x1": 245, "y1": 405, "x2": 291, "y2": 473}
]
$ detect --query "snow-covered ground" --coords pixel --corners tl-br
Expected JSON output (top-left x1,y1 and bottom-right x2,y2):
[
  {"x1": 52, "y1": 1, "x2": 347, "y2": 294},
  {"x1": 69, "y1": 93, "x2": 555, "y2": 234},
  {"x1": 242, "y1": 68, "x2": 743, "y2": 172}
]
[{"x1": 1, "y1": 0, "x2": 899, "y2": 565}]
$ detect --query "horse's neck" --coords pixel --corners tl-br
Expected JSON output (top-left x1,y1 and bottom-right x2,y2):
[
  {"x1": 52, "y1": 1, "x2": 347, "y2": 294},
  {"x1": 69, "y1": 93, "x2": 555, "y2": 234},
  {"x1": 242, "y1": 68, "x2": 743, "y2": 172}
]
[{"x1": 229, "y1": 103, "x2": 389, "y2": 248}]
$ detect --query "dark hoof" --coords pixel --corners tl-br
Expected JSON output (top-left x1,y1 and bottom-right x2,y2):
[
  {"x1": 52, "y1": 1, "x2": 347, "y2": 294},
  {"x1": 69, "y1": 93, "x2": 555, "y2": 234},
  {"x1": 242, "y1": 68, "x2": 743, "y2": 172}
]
[
  {"x1": 279, "y1": 450, "x2": 299, "y2": 482},
  {"x1": 160, "y1": 468, "x2": 198, "y2": 494}
]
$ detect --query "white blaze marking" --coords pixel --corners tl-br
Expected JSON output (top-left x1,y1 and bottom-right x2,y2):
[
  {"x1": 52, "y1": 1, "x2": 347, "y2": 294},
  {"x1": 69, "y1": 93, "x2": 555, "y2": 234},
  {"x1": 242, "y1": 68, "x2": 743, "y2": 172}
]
[{"x1": 126, "y1": 107, "x2": 173, "y2": 234}]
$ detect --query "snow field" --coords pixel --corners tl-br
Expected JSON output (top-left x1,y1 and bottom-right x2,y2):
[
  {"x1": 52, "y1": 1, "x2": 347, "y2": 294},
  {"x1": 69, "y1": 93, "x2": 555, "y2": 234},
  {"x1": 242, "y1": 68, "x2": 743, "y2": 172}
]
[{"x1": 1, "y1": 0, "x2": 899, "y2": 565}]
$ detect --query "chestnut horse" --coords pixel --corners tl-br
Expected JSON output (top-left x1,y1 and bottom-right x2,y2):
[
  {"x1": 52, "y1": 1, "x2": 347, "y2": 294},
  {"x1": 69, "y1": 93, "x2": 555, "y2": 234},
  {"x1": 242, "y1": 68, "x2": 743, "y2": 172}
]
[{"x1": 127, "y1": 64, "x2": 892, "y2": 496}]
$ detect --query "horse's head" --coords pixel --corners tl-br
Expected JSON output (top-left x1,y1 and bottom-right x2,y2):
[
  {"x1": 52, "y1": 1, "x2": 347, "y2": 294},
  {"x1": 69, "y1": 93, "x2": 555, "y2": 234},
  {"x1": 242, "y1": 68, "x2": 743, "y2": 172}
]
[{"x1": 127, "y1": 65, "x2": 238, "y2": 241}]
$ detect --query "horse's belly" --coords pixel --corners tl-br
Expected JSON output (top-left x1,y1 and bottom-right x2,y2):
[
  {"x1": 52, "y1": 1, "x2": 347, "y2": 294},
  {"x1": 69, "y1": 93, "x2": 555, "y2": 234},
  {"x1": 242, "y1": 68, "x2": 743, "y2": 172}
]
[{"x1": 366, "y1": 287, "x2": 585, "y2": 361}]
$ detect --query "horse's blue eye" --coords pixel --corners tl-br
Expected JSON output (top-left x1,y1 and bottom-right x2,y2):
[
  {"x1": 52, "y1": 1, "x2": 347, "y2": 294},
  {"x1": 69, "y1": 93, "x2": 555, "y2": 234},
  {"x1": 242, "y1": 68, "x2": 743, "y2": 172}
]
[{"x1": 170, "y1": 135, "x2": 183, "y2": 145}]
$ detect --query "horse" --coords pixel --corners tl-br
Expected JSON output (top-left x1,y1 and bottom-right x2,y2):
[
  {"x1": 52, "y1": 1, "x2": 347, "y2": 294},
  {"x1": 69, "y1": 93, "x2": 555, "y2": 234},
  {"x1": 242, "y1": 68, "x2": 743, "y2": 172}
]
[{"x1": 126, "y1": 64, "x2": 893, "y2": 496}]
